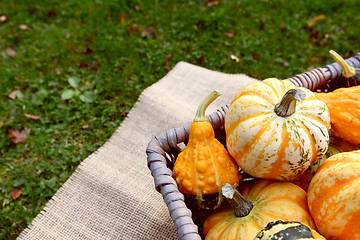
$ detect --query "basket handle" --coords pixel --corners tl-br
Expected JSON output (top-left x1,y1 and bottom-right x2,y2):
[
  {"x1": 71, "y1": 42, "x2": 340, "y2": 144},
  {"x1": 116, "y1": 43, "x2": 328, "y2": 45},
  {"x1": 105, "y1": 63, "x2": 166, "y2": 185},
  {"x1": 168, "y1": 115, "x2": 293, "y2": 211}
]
[{"x1": 283, "y1": 52, "x2": 360, "y2": 91}]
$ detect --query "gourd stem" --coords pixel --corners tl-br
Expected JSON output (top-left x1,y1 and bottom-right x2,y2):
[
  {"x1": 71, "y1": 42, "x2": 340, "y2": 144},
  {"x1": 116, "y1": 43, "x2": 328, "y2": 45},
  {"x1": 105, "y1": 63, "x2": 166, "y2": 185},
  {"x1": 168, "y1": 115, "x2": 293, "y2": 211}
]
[
  {"x1": 274, "y1": 89, "x2": 306, "y2": 117},
  {"x1": 222, "y1": 183, "x2": 253, "y2": 217},
  {"x1": 194, "y1": 90, "x2": 221, "y2": 121},
  {"x1": 329, "y1": 49, "x2": 356, "y2": 78}
]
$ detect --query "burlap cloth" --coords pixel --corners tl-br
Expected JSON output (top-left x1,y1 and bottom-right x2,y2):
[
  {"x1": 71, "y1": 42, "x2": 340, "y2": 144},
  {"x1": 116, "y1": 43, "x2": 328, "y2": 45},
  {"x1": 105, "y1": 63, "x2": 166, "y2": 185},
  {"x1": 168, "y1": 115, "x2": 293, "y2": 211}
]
[{"x1": 17, "y1": 61, "x2": 259, "y2": 240}]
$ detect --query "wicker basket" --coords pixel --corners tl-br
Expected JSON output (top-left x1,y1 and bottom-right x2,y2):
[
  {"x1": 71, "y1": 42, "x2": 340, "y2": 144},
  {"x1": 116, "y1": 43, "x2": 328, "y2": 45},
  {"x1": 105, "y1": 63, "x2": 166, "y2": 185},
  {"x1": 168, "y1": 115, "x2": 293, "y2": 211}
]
[{"x1": 146, "y1": 53, "x2": 360, "y2": 240}]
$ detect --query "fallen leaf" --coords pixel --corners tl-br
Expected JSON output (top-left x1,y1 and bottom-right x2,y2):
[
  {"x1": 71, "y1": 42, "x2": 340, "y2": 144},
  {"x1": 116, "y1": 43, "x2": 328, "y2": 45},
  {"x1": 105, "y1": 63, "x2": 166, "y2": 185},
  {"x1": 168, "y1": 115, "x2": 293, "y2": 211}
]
[
  {"x1": 0, "y1": 15, "x2": 7, "y2": 22},
  {"x1": 11, "y1": 188, "x2": 23, "y2": 201},
  {"x1": 8, "y1": 129, "x2": 27, "y2": 144},
  {"x1": 19, "y1": 24, "x2": 29, "y2": 30},
  {"x1": 142, "y1": 26, "x2": 154, "y2": 38},
  {"x1": 82, "y1": 124, "x2": 89, "y2": 129},
  {"x1": 224, "y1": 32, "x2": 235, "y2": 38},
  {"x1": 91, "y1": 62, "x2": 100, "y2": 70},
  {"x1": 207, "y1": 0, "x2": 219, "y2": 7},
  {"x1": 283, "y1": 60, "x2": 289, "y2": 67},
  {"x1": 79, "y1": 62, "x2": 88, "y2": 69},
  {"x1": 6, "y1": 47, "x2": 16, "y2": 58},
  {"x1": 280, "y1": 23, "x2": 286, "y2": 32},
  {"x1": 230, "y1": 54, "x2": 240, "y2": 63},
  {"x1": 259, "y1": 19, "x2": 265, "y2": 30},
  {"x1": 29, "y1": 10, "x2": 38, "y2": 16},
  {"x1": 308, "y1": 14, "x2": 326, "y2": 28},
  {"x1": 252, "y1": 54, "x2": 259, "y2": 60},
  {"x1": 164, "y1": 54, "x2": 172, "y2": 70},
  {"x1": 8, "y1": 90, "x2": 21, "y2": 99},
  {"x1": 128, "y1": 24, "x2": 139, "y2": 35},
  {"x1": 24, "y1": 113, "x2": 41, "y2": 120},
  {"x1": 48, "y1": 11, "x2": 57, "y2": 17},
  {"x1": 118, "y1": 14, "x2": 125, "y2": 24},
  {"x1": 197, "y1": 56, "x2": 206, "y2": 65},
  {"x1": 83, "y1": 47, "x2": 92, "y2": 55}
]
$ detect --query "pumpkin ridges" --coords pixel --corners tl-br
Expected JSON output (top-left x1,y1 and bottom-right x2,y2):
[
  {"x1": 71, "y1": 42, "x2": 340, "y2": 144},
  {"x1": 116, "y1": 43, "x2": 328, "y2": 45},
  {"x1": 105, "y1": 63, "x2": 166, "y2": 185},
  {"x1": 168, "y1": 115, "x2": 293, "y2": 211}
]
[
  {"x1": 225, "y1": 111, "x2": 271, "y2": 142},
  {"x1": 314, "y1": 86, "x2": 360, "y2": 144},
  {"x1": 262, "y1": 124, "x2": 289, "y2": 179},
  {"x1": 226, "y1": 78, "x2": 330, "y2": 181},
  {"x1": 231, "y1": 117, "x2": 275, "y2": 165},
  {"x1": 308, "y1": 150, "x2": 360, "y2": 239},
  {"x1": 292, "y1": 116, "x2": 327, "y2": 164},
  {"x1": 263, "y1": 78, "x2": 293, "y2": 101},
  {"x1": 310, "y1": 181, "x2": 360, "y2": 238}
]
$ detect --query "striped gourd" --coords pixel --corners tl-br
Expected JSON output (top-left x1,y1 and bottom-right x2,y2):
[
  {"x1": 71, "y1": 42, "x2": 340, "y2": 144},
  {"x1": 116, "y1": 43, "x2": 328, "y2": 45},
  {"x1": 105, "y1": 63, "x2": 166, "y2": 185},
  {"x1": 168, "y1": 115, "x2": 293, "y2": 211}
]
[
  {"x1": 308, "y1": 150, "x2": 360, "y2": 239},
  {"x1": 254, "y1": 220, "x2": 325, "y2": 240},
  {"x1": 225, "y1": 78, "x2": 330, "y2": 181}
]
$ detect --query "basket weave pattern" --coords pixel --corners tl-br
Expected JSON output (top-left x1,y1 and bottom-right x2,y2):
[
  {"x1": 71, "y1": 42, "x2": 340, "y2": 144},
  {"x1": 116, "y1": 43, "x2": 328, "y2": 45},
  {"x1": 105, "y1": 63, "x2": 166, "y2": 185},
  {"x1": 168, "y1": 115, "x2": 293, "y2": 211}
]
[{"x1": 146, "y1": 53, "x2": 360, "y2": 240}]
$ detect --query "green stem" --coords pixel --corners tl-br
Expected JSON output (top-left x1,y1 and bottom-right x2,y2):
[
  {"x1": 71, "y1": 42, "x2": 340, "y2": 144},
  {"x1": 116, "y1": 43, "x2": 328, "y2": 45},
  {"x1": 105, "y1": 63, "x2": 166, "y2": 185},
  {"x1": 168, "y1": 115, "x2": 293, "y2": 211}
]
[
  {"x1": 329, "y1": 49, "x2": 356, "y2": 78},
  {"x1": 194, "y1": 90, "x2": 220, "y2": 121},
  {"x1": 222, "y1": 183, "x2": 253, "y2": 217},
  {"x1": 274, "y1": 89, "x2": 306, "y2": 117}
]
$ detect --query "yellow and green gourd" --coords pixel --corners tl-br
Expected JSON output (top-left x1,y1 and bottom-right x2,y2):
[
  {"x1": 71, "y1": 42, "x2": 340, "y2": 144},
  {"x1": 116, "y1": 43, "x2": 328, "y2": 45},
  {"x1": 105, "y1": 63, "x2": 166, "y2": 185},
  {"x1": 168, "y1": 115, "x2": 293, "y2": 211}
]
[{"x1": 254, "y1": 220, "x2": 326, "y2": 240}]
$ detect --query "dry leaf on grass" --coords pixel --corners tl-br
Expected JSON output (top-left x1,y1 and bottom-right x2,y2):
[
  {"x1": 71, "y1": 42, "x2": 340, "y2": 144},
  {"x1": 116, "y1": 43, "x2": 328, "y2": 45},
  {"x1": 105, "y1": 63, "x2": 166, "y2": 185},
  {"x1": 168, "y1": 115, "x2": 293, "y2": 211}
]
[
  {"x1": 6, "y1": 47, "x2": 16, "y2": 58},
  {"x1": 19, "y1": 24, "x2": 29, "y2": 30},
  {"x1": 308, "y1": 14, "x2": 326, "y2": 28},
  {"x1": 11, "y1": 188, "x2": 23, "y2": 201},
  {"x1": 0, "y1": 15, "x2": 7, "y2": 22},
  {"x1": 8, "y1": 129, "x2": 28, "y2": 144},
  {"x1": 8, "y1": 90, "x2": 21, "y2": 99},
  {"x1": 142, "y1": 26, "x2": 154, "y2": 38},
  {"x1": 24, "y1": 113, "x2": 41, "y2": 120},
  {"x1": 230, "y1": 54, "x2": 240, "y2": 63}
]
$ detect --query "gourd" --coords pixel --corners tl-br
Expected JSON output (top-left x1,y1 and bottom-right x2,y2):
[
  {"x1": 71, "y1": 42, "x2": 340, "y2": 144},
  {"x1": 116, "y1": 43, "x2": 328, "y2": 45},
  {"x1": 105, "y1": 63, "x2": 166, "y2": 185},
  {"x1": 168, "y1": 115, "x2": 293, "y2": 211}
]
[
  {"x1": 314, "y1": 50, "x2": 360, "y2": 145},
  {"x1": 254, "y1": 220, "x2": 326, "y2": 240},
  {"x1": 225, "y1": 78, "x2": 330, "y2": 181},
  {"x1": 307, "y1": 150, "x2": 360, "y2": 239},
  {"x1": 203, "y1": 179, "x2": 316, "y2": 240},
  {"x1": 172, "y1": 91, "x2": 241, "y2": 210},
  {"x1": 329, "y1": 49, "x2": 360, "y2": 87}
]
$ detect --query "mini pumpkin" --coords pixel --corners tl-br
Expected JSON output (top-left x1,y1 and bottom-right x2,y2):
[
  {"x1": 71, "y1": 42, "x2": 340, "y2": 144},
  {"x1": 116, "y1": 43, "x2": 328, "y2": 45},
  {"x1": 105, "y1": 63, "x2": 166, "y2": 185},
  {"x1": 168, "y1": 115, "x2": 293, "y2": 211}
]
[
  {"x1": 203, "y1": 179, "x2": 316, "y2": 240},
  {"x1": 254, "y1": 220, "x2": 325, "y2": 240},
  {"x1": 172, "y1": 90, "x2": 241, "y2": 210},
  {"x1": 308, "y1": 150, "x2": 360, "y2": 239},
  {"x1": 225, "y1": 78, "x2": 330, "y2": 181}
]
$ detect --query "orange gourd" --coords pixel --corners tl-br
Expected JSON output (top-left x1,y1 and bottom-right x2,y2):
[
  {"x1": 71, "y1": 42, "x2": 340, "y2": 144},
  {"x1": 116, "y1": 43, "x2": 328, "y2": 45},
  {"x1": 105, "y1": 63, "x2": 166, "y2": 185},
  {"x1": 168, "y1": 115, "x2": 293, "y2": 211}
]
[
  {"x1": 203, "y1": 179, "x2": 316, "y2": 240},
  {"x1": 314, "y1": 50, "x2": 360, "y2": 145},
  {"x1": 307, "y1": 150, "x2": 360, "y2": 239},
  {"x1": 172, "y1": 91, "x2": 241, "y2": 210}
]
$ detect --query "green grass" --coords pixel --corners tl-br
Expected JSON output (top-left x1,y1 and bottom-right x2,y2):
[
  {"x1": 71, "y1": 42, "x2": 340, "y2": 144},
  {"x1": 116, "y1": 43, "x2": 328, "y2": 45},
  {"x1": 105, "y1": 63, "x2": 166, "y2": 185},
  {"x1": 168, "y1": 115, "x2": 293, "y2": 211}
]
[{"x1": 1, "y1": 0, "x2": 360, "y2": 238}]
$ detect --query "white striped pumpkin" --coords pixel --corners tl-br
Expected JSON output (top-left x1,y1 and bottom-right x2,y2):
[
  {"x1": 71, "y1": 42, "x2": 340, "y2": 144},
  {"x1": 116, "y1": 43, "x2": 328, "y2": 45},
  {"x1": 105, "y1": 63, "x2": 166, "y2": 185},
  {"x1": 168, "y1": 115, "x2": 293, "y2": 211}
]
[
  {"x1": 225, "y1": 78, "x2": 330, "y2": 181},
  {"x1": 308, "y1": 150, "x2": 360, "y2": 239}
]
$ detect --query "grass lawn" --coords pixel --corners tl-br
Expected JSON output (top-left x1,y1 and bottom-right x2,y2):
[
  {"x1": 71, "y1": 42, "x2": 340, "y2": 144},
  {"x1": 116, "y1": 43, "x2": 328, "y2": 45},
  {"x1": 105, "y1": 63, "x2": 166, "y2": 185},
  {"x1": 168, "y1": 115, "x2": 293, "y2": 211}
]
[{"x1": 1, "y1": 0, "x2": 360, "y2": 239}]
